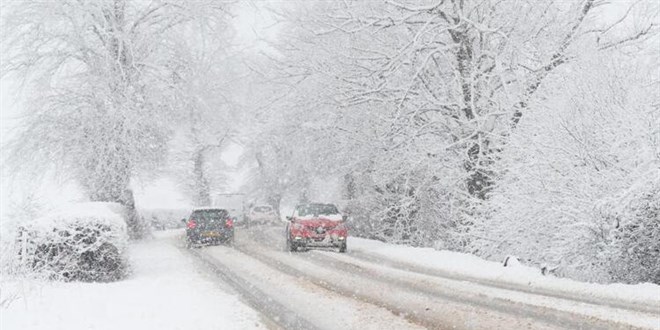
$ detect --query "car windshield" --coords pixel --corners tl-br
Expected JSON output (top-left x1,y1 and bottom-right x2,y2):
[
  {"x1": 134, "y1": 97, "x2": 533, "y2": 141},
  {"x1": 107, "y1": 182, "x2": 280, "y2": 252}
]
[
  {"x1": 254, "y1": 206, "x2": 272, "y2": 213},
  {"x1": 191, "y1": 209, "x2": 228, "y2": 223},
  {"x1": 298, "y1": 204, "x2": 339, "y2": 216}
]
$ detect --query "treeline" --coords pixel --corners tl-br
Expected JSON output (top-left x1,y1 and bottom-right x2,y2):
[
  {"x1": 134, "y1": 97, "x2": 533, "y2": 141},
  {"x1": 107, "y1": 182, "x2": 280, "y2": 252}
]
[
  {"x1": 243, "y1": 0, "x2": 659, "y2": 284},
  {"x1": 2, "y1": 0, "x2": 657, "y2": 284}
]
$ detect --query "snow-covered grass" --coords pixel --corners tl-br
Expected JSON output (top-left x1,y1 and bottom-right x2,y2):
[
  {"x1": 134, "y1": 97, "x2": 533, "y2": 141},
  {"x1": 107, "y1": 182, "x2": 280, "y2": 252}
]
[
  {"x1": 1, "y1": 230, "x2": 263, "y2": 330},
  {"x1": 349, "y1": 237, "x2": 660, "y2": 308}
]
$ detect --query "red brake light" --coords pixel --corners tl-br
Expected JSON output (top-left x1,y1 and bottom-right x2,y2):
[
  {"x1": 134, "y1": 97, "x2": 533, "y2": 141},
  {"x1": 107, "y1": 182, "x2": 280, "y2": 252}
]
[
  {"x1": 225, "y1": 218, "x2": 234, "y2": 228},
  {"x1": 187, "y1": 219, "x2": 197, "y2": 229}
]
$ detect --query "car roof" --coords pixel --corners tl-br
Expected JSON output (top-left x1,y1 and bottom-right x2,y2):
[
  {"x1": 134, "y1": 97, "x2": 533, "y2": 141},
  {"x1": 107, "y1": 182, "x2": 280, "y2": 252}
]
[
  {"x1": 192, "y1": 207, "x2": 228, "y2": 212},
  {"x1": 297, "y1": 202, "x2": 337, "y2": 207}
]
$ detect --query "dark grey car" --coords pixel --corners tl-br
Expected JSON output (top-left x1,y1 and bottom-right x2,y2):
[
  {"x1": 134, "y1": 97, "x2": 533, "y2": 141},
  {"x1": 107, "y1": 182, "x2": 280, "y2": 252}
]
[{"x1": 184, "y1": 208, "x2": 234, "y2": 247}]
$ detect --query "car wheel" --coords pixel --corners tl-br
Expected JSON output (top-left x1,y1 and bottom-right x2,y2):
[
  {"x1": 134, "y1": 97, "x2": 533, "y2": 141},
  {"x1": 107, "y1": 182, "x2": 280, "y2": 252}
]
[
  {"x1": 339, "y1": 243, "x2": 347, "y2": 253},
  {"x1": 225, "y1": 236, "x2": 235, "y2": 247},
  {"x1": 185, "y1": 237, "x2": 193, "y2": 248},
  {"x1": 286, "y1": 237, "x2": 297, "y2": 252}
]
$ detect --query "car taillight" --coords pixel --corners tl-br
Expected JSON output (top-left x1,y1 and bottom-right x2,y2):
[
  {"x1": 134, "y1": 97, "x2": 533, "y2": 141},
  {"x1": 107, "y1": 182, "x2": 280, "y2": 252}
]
[
  {"x1": 225, "y1": 218, "x2": 234, "y2": 228},
  {"x1": 187, "y1": 219, "x2": 197, "y2": 229}
]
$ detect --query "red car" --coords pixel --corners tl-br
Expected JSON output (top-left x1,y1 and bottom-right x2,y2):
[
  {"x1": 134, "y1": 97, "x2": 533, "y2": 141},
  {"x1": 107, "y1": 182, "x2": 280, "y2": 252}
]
[{"x1": 285, "y1": 203, "x2": 348, "y2": 253}]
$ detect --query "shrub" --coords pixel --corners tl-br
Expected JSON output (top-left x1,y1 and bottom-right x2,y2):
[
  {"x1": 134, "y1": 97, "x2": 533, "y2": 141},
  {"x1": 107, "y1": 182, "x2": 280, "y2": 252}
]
[{"x1": 13, "y1": 202, "x2": 129, "y2": 282}]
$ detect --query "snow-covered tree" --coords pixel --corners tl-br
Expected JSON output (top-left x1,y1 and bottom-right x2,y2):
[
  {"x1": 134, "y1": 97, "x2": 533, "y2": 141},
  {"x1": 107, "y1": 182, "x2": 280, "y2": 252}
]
[
  {"x1": 166, "y1": 14, "x2": 240, "y2": 206},
  {"x1": 472, "y1": 51, "x2": 659, "y2": 282},
  {"x1": 1, "y1": 0, "x2": 229, "y2": 238},
  {"x1": 251, "y1": 0, "x2": 657, "y2": 249}
]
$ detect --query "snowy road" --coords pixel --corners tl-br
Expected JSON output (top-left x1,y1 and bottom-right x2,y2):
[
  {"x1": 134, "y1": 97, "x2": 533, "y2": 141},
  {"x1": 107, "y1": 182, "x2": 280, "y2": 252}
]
[
  {"x1": 3, "y1": 228, "x2": 658, "y2": 330},
  {"x1": 180, "y1": 226, "x2": 660, "y2": 330}
]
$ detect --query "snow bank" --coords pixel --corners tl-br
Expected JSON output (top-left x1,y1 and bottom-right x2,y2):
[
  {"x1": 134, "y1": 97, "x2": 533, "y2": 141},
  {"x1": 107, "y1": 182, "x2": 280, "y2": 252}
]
[
  {"x1": 349, "y1": 237, "x2": 660, "y2": 306},
  {"x1": 1, "y1": 231, "x2": 262, "y2": 330}
]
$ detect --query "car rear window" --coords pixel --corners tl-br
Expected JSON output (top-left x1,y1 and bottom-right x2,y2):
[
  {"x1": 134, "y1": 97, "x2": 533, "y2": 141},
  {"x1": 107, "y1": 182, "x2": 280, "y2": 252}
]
[{"x1": 191, "y1": 209, "x2": 228, "y2": 223}]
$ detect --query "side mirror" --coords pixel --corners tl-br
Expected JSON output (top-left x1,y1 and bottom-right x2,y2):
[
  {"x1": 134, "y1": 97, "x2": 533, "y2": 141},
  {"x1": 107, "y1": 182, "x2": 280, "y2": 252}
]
[
  {"x1": 286, "y1": 216, "x2": 292, "y2": 221},
  {"x1": 342, "y1": 215, "x2": 348, "y2": 221},
  {"x1": 181, "y1": 218, "x2": 187, "y2": 224}
]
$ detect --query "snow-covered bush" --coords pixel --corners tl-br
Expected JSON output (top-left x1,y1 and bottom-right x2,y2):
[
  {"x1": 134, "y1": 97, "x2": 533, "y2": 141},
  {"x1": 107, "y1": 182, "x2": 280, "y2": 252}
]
[
  {"x1": 472, "y1": 54, "x2": 659, "y2": 283},
  {"x1": 243, "y1": 0, "x2": 656, "y2": 255},
  {"x1": 603, "y1": 178, "x2": 660, "y2": 284},
  {"x1": 0, "y1": 193, "x2": 46, "y2": 278},
  {"x1": 12, "y1": 202, "x2": 129, "y2": 282}
]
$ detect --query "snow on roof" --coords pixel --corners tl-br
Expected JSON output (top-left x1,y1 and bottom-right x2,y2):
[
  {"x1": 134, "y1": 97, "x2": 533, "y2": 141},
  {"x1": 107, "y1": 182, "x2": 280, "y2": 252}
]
[
  {"x1": 251, "y1": 204, "x2": 272, "y2": 208},
  {"x1": 296, "y1": 214, "x2": 343, "y2": 221},
  {"x1": 192, "y1": 206, "x2": 229, "y2": 211}
]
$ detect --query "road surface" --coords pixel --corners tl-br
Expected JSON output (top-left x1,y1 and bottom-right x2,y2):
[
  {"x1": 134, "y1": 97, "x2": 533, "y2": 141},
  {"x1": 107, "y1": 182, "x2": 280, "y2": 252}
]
[{"x1": 176, "y1": 225, "x2": 660, "y2": 330}]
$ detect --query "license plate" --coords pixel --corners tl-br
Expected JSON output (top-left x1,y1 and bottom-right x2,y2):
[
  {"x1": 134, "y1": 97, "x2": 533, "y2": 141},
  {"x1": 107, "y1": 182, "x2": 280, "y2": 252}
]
[{"x1": 202, "y1": 231, "x2": 221, "y2": 237}]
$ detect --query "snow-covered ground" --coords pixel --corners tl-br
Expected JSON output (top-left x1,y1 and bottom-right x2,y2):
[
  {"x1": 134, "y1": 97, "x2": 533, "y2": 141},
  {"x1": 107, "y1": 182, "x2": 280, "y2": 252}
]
[
  {"x1": 198, "y1": 242, "x2": 426, "y2": 330},
  {"x1": 2, "y1": 226, "x2": 659, "y2": 330},
  {"x1": 349, "y1": 237, "x2": 660, "y2": 308},
  {"x1": 232, "y1": 226, "x2": 660, "y2": 329},
  {"x1": 0, "y1": 231, "x2": 263, "y2": 330}
]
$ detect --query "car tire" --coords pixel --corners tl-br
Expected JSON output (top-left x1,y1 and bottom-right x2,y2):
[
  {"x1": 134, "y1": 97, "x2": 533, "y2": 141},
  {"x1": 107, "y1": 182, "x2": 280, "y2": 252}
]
[
  {"x1": 339, "y1": 243, "x2": 347, "y2": 253},
  {"x1": 286, "y1": 237, "x2": 297, "y2": 252},
  {"x1": 225, "y1": 235, "x2": 235, "y2": 247},
  {"x1": 185, "y1": 237, "x2": 193, "y2": 249}
]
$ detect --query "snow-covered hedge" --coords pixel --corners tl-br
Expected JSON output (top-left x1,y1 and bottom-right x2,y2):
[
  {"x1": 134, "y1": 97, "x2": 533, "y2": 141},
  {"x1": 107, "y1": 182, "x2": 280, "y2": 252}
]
[
  {"x1": 11, "y1": 202, "x2": 129, "y2": 281},
  {"x1": 602, "y1": 178, "x2": 660, "y2": 284}
]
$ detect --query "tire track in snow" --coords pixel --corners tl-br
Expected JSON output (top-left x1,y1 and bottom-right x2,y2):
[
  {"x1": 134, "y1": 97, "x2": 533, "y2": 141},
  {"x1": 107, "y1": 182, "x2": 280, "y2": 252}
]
[
  {"x1": 231, "y1": 237, "x2": 557, "y2": 329},
  {"x1": 181, "y1": 238, "x2": 424, "y2": 330},
  {"x1": 345, "y1": 249, "x2": 660, "y2": 315},
  {"x1": 240, "y1": 225, "x2": 656, "y2": 329},
  {"x1": 182, "y1": 246, "x2": 319, "y2": 330},
  {"x1": 303, "y1": 250, "x2": 657, "y2": 329},
  {"x1": 254, "y1": 225, "x2": 659, "y2": 317}
]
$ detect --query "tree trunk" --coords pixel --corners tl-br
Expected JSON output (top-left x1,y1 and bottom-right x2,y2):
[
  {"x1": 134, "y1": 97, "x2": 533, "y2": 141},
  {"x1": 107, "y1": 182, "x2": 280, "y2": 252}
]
[
  {"x1": 343, "y1": 173, "x2": 357, "y2": 200},
  {"x1": 118, "y1": 189, "x2": 145, "y2": 240},
  {"x1": 82, "y1": 155, "x2": 145, "y2": 240},
  {"x1": 267, "y1": 194, "x2": 282, "y2": 217},
  {"x1": 192, "y1": 148, "x2": 211, "y2": 206}
]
